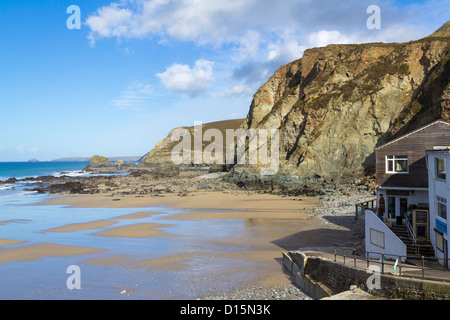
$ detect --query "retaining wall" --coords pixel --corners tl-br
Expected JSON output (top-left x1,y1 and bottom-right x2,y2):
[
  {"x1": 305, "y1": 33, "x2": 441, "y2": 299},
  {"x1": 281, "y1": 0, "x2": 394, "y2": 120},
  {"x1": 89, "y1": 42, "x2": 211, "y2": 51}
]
[{"x1": 282, "y1": 250, "x2": 450, "y2": 300}]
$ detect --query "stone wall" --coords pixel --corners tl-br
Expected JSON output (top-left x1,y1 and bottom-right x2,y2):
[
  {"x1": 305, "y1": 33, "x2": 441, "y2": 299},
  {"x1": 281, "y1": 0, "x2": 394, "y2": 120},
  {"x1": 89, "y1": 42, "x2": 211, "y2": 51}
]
[{"x1": 283, "y1": 250, "x2": 450, "y2": 300}]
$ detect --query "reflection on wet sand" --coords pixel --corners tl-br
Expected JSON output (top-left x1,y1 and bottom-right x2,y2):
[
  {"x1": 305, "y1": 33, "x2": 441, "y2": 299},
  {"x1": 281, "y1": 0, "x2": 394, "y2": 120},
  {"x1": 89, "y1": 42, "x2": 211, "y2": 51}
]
[
  {"x1": 0, "y1": 191, "x2": 350, "y2": 299},
  {"x1": 45, "y1": 220, "x2": 118, "y2": 233},
  {"x1": 0, "y1": 243, "x2": 105, "y2": 265},
  {"x1": 90, "y1": 222, "x2": 177, "y2": 238}
]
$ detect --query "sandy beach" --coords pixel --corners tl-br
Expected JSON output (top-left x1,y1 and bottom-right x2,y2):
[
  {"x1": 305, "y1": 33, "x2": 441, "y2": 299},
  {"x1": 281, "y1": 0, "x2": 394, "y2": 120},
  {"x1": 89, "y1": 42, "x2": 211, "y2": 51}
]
[
  {"x1": 0, "y1": 164, "x2": 375, "y2": 300},
  {"x1": 0, "y1": 186, "x2": 365, "y2": 299}
]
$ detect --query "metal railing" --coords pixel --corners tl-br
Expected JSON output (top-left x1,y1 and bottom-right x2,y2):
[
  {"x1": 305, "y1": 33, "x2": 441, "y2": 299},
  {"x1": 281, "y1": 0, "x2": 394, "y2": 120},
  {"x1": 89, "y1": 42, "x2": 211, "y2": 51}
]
[
  {"x1": 355, "y1": 198, "x2": 377, "y2": 221},
  {"x1": 403, "y1": 216, "x2": 416, "y2": 242},
  {"x1": 403, "y1": 215, "x2": 418, "y2": 252},
  {"x1": 333, "y1": 246, "x2": 450, "y2": 282}
]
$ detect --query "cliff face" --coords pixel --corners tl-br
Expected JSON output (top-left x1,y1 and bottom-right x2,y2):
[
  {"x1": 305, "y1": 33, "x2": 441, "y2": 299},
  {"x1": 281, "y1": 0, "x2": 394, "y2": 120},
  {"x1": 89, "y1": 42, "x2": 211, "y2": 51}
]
[
  {"x1": 139, "y1": 119, "x2": 244, "y2": 168},
  {"x1": 242, "y1": 22, "x2": 450, "y2": 177}
]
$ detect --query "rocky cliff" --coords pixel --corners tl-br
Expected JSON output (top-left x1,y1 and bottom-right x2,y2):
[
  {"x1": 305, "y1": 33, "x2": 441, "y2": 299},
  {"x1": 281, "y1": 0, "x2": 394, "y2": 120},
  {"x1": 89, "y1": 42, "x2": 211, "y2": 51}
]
[
  {"x1": 241, "y1": 21, "x2": 449, "y2": 178},
  {"x1": 139, "y1": 119, "x2": 244, "y2": 170}
]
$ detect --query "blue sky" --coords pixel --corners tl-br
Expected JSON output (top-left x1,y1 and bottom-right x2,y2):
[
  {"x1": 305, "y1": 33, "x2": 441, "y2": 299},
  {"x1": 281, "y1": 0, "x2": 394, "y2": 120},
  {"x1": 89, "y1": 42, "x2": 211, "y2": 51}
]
[{"x1": 0, "y1": 0, "x2": 448, "y2": 161}]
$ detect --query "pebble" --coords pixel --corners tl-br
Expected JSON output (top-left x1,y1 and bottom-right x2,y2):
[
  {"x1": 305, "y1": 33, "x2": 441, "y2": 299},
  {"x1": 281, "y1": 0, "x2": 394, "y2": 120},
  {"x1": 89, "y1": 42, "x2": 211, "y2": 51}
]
[{"x1": 199, "y1": 285, "x2": 312, "y2": 300}]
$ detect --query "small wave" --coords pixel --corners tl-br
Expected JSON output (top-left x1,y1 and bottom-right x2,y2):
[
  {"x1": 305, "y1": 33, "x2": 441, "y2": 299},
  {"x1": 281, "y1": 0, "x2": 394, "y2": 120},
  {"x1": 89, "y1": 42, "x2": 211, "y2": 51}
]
[
  {"x1": 16, "y1": 180, "x2": 40, "y2": 185},
  {"x1": 52, "y1": 170, "x2": 89, "y2": 178},
  {"x1": 0, "y1": 190, "x2": 37, "y2": 199},
  {"x1": 0, "y1": 184, "x2": 15, "y2": 191}
]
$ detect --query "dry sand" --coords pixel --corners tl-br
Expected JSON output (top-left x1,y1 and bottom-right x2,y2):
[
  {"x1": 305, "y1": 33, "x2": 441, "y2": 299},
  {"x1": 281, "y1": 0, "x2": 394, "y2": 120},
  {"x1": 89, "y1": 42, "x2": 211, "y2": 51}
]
[{"x1": 38, "y1": 191, "x2": 317, "y2": 212}]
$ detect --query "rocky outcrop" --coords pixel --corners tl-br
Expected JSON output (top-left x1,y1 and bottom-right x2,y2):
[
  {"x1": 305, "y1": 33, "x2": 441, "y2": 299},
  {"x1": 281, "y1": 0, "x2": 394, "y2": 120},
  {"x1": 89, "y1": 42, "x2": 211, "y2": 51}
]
[
  {"x1": 83, "y1": 155, "x2": 137, "y2": 173},
  {"x1": 240, "y1": 21, "x2": 450, "y2": 178},
  {"x1": 139, "y1": 119, "x2": 244, "y2": 168}
]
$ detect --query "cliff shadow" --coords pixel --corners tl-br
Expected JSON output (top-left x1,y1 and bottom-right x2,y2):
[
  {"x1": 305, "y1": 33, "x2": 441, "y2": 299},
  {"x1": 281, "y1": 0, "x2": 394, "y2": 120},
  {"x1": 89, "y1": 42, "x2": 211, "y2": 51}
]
[{"x1": 271, "y1": 223, "x2": 364, "y2": 255}]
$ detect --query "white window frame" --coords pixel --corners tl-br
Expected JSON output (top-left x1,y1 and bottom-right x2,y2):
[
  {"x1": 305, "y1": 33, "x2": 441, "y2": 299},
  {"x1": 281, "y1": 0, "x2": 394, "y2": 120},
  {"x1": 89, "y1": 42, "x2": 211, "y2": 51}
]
[
  {"x1": 437, "y1": 196, "x2": 447, "y2": 220},
  {"x1": 435, "y1": 157, "x2": 446, "y2": 181},
  {"x1": 385, "y1": 155, "x2": 409, "y2": 174}
]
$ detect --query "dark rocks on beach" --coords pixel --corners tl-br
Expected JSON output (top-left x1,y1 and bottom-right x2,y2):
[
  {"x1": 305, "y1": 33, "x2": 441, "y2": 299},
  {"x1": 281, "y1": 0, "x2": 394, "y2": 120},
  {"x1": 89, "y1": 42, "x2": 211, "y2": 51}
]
[
  {"x1": 25, "y1": 181, "x2": 85, "y2": 194},
  {"x1": 83, "y1": 155, "x2": 138, "y2": 173},
  {"x1": 11, "y1": 158, "x2": 377, "y2": 202}
]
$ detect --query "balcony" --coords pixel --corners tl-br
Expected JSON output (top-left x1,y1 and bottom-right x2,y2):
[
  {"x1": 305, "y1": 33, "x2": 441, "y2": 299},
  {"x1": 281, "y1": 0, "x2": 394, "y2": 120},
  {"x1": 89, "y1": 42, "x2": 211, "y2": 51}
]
[{"x1": 355, "y1": 198, "x2": 377, "y2": 220}]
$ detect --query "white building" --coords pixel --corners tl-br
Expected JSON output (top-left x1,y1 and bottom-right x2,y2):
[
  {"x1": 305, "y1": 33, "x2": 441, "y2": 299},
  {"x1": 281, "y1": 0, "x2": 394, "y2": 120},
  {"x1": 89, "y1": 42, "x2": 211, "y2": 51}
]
[
  {"x1": 426, "y1": 147, "x2": 450, "y2": 269},
  {"x1": 363, "y1": 120, "x2": 450, "y2": 260}
]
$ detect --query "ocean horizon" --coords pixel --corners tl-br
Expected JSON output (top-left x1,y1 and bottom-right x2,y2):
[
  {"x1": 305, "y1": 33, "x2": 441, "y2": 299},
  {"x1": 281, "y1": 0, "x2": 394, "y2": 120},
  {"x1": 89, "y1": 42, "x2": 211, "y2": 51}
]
[{"x1": 0, "y1": 161, "x2": 90, "y2": 181}]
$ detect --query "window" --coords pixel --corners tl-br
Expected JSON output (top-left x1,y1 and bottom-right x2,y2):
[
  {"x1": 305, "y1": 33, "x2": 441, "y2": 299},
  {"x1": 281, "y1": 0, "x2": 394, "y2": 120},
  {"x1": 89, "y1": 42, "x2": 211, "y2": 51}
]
[
  {"x1": 436, "y1": 158, "x2": 446, "y2": 180},
  {"x1": 435, "y1": 231, "x2": 444, "y2": 253},
  {"x1": 370, "y1": 228, "x2": 385, "y2": 249},
  {"x1": 437, "y1": 196, "x2": 447, "y2": 220},
  {"x1": 386, "y1": 155, "x2": 408, "y2": 173}
]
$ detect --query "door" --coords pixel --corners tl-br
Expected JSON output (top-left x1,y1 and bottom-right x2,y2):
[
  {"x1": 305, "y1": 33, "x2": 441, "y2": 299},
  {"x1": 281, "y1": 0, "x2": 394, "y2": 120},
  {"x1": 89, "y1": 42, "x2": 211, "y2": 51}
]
[
  {"x1": 387, "y1": 197, "x2": 396, "y2": 220},
  {"x1": 413, "y1": 209, "x2": 429, "y2": 239},
  {"x1": 399, "y1": 198, "x2": 408, "y2": 218}
]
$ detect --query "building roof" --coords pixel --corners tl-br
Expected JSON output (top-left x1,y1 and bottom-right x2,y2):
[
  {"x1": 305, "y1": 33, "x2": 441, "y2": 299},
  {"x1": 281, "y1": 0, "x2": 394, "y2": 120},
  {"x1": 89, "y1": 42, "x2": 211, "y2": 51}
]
[
  {"x1": 426, "y1": 146, "x2": 450, "y2": 154},
  {"x1": 375, "y1": 119, "x2": 450, "y2": 150}
]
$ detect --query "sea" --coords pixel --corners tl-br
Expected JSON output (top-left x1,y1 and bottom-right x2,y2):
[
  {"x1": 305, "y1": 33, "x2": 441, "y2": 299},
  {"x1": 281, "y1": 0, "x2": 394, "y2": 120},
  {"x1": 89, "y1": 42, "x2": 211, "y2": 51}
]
[{"x1": 0, "y1": 161, "x2": 89, "y2": 196}]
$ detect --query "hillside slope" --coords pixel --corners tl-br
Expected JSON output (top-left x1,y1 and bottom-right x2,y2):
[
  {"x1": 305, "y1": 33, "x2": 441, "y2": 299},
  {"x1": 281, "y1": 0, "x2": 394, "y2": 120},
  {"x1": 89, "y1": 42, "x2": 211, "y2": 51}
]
[{"x1": 241, "y1": 22, "x2": 449, "y2": 177}]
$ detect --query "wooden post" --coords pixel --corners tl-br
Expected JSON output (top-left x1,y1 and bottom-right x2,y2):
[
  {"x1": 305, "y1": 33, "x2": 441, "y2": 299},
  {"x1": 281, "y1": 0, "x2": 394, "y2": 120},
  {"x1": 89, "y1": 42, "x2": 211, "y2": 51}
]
[{"x1": 422, "y1": 256, "x2": 425, "y2": 280}]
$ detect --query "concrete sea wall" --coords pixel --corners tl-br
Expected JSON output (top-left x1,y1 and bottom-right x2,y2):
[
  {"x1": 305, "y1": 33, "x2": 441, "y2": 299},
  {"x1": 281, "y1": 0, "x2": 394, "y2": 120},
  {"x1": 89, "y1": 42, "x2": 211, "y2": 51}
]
[{"x1": 282, "y1": 250, "x2": 450, "y2": 300}]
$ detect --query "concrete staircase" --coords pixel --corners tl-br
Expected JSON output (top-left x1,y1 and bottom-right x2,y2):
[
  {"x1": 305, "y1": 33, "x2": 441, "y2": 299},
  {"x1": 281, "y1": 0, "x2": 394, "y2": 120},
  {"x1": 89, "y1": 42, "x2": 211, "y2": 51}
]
[{"x1": 390, "y1": 224, "x2": 435, "y2": 257}]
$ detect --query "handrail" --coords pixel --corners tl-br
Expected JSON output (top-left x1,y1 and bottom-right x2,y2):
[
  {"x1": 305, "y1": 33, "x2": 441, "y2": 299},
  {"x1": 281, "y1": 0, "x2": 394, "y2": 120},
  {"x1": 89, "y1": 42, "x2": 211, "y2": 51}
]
[
  {"x1": 332, "y1": 246, "x2": 450, "y2": 282},
  {"x1": 355, "y1": 198, "x2": 377, "y2": 220},
  {"x1": 403, "y1": 214, "x2": 418, "y2": 252}
]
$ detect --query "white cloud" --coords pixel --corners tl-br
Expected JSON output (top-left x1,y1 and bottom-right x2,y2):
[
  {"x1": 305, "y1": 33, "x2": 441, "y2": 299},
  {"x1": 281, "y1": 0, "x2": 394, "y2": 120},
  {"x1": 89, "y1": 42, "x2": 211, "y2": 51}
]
[
  {"x1": 86, "y1": 3, "x2": 134, "y2": 47},
  {"x1": 156, "y1": 59, "x2": 214, "y2": 96},
  {"x1": 211, "y1": 84, "x2": 255, "y2": 99},
  {"x1": 308, "y1": 30, "x2": 357, "y2": 48},
  {"x1": 85, "y1": 0, "x2": 447, "y2": 98},
  {"x1": 267, "y1": 31, "x2": 307, "y2": 63},
  {"x1": 86, "y1": 0, "x2": 254, "y2": 46},
  {"x1": 111, "y1": 81, "x2": 154, "y2": 110},
  {"x1": 85, "y1": 0, "x2": 422, "y2": 46},
  {"x1": 234, "y1": 30, "x2": 263, "y2": 62},
  {"x1": 28, "y1": 146, "x2": 39, "y2": 153}
]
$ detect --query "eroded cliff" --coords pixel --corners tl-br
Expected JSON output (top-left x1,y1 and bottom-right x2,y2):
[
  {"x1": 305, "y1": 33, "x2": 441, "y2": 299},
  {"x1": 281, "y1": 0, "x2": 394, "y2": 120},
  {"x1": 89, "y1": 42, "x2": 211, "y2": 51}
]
[{"x1": 241, "y1": 22, "x2": 450, "y2": 178}]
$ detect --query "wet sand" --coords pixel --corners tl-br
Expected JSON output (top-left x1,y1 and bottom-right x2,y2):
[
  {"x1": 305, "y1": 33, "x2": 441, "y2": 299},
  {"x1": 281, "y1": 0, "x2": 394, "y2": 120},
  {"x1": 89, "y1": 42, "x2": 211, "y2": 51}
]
[
  {"x1": 0, "y1": 243, "x2": 105, "y2": 264},
  {"x1": 45, "y1": 220, "x2": 118, "y2": 233},
  {"x1": 0, "y1": 239, "x2": 25, "y2": 247},
  {"x1": 1, "y1": 190, "x2": 365, "y2": 299},
  {"x1": 90, "y1": 222, "x2": 176, "y2": 238},
  {"x1": 36, "y1": 192, "x2": 326, "y2": 292}
]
